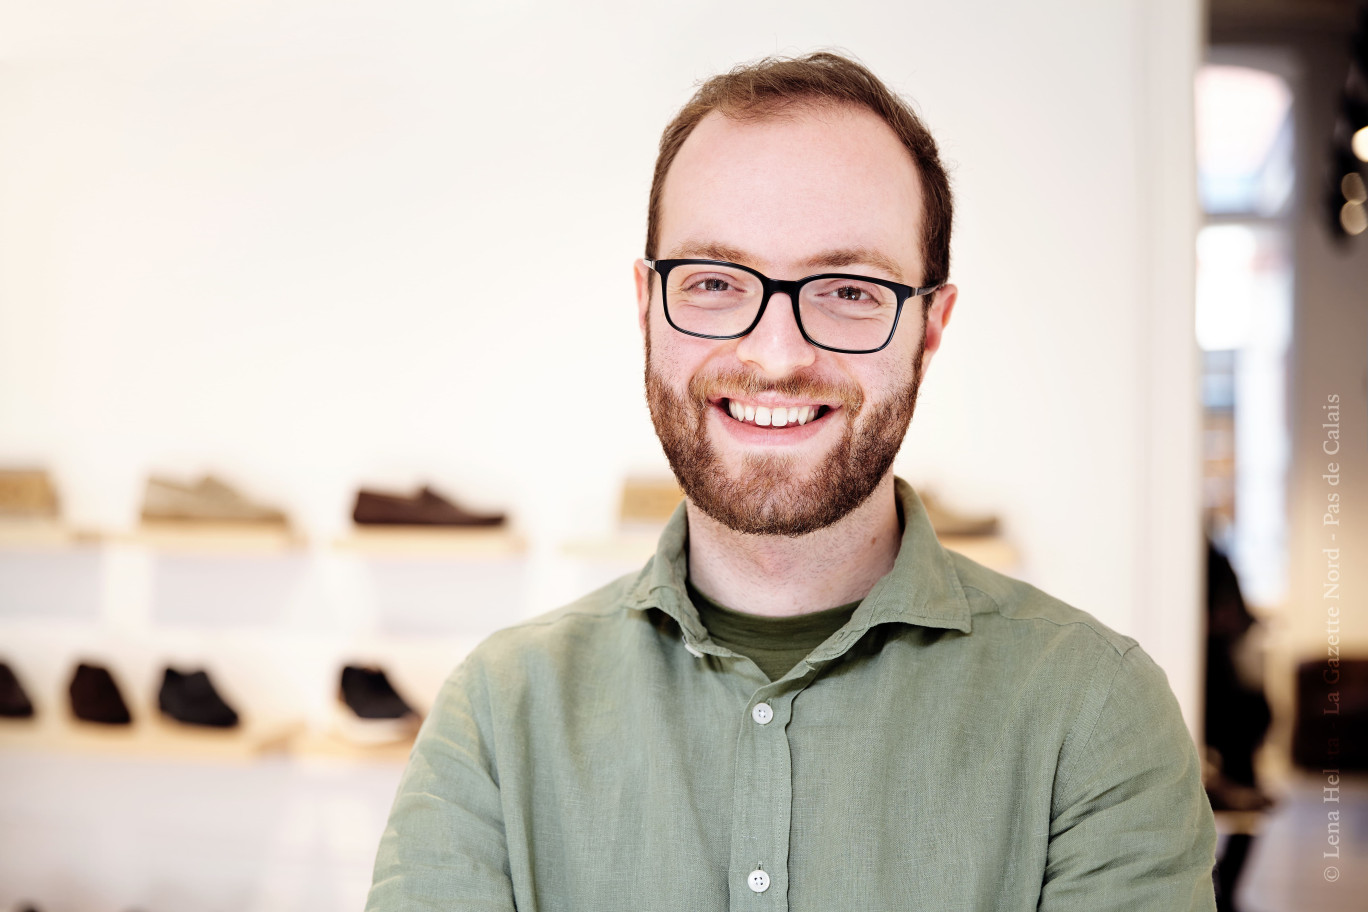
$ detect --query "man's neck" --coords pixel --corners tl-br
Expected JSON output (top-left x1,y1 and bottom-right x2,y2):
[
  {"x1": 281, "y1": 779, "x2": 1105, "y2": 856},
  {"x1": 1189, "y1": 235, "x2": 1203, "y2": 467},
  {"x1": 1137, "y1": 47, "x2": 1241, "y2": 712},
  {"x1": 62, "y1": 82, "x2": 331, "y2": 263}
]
[{"x1": 684, "y1": 473, "x2": 902, "y2": 618}]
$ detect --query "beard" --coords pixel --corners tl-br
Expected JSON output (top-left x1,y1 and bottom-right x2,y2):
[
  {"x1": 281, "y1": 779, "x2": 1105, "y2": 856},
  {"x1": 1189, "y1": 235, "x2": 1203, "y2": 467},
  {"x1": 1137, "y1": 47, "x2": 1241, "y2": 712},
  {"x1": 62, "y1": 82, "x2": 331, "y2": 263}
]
[{"x1": 644, "y1": 322, "x2": 927, "y2": 537}]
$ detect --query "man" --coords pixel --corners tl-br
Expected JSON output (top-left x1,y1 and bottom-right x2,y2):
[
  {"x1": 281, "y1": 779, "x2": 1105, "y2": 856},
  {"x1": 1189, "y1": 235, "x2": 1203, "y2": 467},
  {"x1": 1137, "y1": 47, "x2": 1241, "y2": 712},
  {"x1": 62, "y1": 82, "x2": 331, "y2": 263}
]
[{"x1": 367, "y1": 52, "x2": 1217, "y2": 910}]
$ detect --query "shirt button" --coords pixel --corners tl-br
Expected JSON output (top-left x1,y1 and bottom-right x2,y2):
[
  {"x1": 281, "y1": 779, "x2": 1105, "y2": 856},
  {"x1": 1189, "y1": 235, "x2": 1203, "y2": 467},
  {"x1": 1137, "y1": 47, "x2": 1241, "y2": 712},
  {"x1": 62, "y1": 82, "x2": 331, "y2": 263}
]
[
  {"x1": 751, "y1": 702, "x2": 774, "y2": 725},
  {"x1": 747, "y1": 869, "x2": 770, "y2": 893}
]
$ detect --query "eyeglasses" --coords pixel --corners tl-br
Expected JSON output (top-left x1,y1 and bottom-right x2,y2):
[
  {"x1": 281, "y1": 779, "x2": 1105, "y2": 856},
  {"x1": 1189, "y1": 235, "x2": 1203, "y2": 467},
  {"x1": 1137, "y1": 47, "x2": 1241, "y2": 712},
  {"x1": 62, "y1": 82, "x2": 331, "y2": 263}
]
[{"x1": 644, "y1": 258, "x2": 941, "y2": 354}]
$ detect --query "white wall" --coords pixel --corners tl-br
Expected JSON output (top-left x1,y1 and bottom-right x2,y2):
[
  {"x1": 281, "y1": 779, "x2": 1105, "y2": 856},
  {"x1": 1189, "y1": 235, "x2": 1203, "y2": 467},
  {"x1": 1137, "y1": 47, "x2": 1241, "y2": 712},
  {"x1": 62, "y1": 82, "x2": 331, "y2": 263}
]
[{"x1": 0, "y1": 0, "x2": 1203, "y2": 717}]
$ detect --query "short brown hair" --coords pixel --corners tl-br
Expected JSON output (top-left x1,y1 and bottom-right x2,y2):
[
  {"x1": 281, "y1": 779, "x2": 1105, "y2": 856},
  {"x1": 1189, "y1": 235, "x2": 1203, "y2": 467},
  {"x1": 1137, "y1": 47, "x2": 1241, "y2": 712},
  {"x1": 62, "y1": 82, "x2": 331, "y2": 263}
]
[{"x1": 645, "y1": 51, "x2": 953, "y2": 289}]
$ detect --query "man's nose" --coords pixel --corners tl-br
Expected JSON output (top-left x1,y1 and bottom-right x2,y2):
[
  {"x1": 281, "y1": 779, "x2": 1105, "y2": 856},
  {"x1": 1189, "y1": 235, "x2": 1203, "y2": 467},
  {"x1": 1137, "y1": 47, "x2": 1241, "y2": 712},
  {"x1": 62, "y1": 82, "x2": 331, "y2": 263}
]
[{"x1": 734, "y1": 292, "x2": 817, "y2": 376}]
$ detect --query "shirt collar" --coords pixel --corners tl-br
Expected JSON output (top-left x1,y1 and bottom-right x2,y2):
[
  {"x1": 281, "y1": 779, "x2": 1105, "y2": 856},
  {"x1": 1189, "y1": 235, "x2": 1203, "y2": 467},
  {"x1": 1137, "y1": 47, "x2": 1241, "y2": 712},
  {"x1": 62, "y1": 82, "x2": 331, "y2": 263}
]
[{"x1": 626, "y1": 476, "x2": 973, "y2": 646}]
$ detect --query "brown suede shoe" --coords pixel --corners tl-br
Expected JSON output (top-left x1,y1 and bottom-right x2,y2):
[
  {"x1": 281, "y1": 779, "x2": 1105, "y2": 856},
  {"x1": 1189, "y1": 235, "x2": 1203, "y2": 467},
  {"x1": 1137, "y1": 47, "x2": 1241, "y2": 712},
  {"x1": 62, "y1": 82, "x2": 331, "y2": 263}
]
[
  {"x1": 352, "y1": 485, "x2": 505, "y2": 527},
  {"x1": 917, "y1": 488, "x2": 1001, "y2": 537}
]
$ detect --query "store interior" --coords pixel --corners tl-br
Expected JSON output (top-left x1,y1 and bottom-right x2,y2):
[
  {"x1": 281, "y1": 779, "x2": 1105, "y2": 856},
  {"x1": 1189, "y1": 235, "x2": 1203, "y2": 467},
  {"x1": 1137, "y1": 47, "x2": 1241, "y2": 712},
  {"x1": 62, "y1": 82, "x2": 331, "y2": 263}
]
[{"x1": 2, "y1": 1, "x2": 1366, "y2": 910}]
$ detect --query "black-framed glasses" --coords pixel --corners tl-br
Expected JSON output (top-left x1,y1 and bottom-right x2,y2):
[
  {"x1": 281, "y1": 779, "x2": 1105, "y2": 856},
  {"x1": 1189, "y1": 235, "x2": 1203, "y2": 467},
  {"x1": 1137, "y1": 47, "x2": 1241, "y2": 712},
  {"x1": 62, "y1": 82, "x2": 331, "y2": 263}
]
[{"x1": 644, "y1": 258, "x2": 941, "y2": 354}]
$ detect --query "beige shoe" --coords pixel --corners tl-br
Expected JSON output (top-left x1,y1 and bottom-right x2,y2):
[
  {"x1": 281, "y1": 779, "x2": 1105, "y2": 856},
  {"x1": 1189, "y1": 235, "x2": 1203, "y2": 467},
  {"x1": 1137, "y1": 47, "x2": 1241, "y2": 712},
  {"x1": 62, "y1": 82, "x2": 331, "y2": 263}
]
[
  {"x1": 917, "y1": 488, "x2": 1000, "y2": 537},
  {"x1": 142, "y1": 474, "x2": 288, "y2": 525},
  {"x1": 0, "y1": 469, "x2": 60, "y2": 520},
  {"x1": 619, "y1": 476, "x2": 685, "y2": 524}
]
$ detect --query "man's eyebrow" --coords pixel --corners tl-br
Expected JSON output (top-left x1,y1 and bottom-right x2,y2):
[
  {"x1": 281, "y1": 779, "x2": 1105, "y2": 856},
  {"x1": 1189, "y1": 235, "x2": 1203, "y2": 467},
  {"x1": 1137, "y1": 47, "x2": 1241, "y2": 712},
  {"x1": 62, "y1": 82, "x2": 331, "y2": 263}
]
[
  {"x1": 664, "y1": 241, "x2": 753, "y2": 263},
  {"x1": 799, "y1": 248, "x2": 905, "y2": 281},
  {"x1": 663, "y1": 242, "x2": 907, "y2": 282}
]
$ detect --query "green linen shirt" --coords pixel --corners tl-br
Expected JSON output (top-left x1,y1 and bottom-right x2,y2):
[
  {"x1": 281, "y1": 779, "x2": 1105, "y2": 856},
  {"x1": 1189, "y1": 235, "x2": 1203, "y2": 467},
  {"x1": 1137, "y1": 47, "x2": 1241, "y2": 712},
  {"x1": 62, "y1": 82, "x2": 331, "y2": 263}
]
[{"x1": 367, "y1": 477, "x2": 1217, "y2": 911}]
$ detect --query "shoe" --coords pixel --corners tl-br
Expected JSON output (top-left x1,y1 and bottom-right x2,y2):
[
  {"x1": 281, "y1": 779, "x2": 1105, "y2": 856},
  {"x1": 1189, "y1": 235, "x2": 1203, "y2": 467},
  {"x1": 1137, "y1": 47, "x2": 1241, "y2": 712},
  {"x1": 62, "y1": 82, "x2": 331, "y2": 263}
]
[
  {"x1": 0, "y1": 661, "x2": 35, "y2": 718},
  {"x1": 337, "y1": 665, "x2": 419, "y2": 743},
  {"x1": 69, "y1": 662, "x2": 132, "y2": 725},
  {"x1": 917, "y1": 488, "x2": 1001, "y2": 537},
  {"x1": 158, "y1": 667, "x2": 239, "y2": 728},
  {"x1": 619, "y1": 476, "x2": 685, "y2": 524},
  {"x1": 352, "y1": 485, "x2": 505, "y2": 527},
  {"x1": 141, "y1": 474, "x2": 288, "y2": 525},
  {"x1": 0, "y1": 469, "x2": 60, "y2": 520}
]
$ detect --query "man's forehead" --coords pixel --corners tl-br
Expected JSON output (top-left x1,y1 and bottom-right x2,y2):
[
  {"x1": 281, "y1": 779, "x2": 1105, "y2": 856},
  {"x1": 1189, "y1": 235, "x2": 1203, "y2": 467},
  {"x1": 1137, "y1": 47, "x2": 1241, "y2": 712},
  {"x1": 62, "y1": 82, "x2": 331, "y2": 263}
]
[{"x1": 658, "y1": 104, "x2": 925, "y2": 280}]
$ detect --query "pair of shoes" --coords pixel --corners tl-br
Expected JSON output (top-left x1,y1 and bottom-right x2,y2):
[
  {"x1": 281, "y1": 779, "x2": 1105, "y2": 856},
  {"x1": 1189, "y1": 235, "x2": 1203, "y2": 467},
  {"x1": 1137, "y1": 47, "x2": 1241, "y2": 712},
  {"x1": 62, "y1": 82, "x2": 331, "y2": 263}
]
[
  {"x1": 68, "y1": 663, "x2": 240, "y2": 728},
  {"x1": 0, "y1": 661, "x2": 35, "y2": 718},
  {"x1": 353, "y1": 486, "x2": 504, "y2": 527},
  {"x1": 142, "y1": 474, "x2": 288, "y2": 525},
  {"x1": 337, "y1": 665, "x2": 420, "y2": 744},
  {"x1": 0, "y1": 469, "x2": 60, "y2": 520},
  {"x1": 917, "y1": 488, "x2": 1001, "y2": 537}
]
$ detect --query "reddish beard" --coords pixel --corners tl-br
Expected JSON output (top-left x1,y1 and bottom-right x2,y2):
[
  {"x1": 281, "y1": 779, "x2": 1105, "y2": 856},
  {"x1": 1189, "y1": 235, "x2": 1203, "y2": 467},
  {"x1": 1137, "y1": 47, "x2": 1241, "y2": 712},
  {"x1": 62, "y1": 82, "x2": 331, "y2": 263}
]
[{"x1": 644, "y1": 323, "x2": 926, "y2": 537}]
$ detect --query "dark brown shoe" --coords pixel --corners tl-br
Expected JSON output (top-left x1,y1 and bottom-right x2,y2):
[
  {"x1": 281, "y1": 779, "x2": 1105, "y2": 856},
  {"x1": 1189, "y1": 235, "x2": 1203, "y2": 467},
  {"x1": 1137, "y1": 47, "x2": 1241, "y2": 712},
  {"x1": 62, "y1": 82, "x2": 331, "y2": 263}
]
[
  {"x1": 69, "y1": 662, "x2": 132, "y2": 725},
  {"x1": 0, "y1": 660, "x2": 35, "y2": 718},
  {"x1": 159, "y1": 667, "x2": 239, "y2": 728},
  {"x1": 352, "y1": 485, "x2": 505, "y2": 527}
]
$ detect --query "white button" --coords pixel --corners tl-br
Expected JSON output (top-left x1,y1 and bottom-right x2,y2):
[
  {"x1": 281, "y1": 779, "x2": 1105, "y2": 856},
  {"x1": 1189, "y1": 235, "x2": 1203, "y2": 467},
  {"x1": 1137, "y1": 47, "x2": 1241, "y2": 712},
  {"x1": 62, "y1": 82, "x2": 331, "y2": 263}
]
[
  {"x1": 751, "y1": 702, "x2": 773, "y2": 725},
  {"x1": 747, "y1": 869, "x2": 770, "y2": 893}
]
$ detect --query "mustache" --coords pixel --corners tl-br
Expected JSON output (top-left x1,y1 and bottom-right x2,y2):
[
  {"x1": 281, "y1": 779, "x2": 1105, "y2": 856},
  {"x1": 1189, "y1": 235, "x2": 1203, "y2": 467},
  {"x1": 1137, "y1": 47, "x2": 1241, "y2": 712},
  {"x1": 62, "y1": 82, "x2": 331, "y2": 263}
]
[{"x1": 686, "y1": 368, "x2": 865, "y2": 413}]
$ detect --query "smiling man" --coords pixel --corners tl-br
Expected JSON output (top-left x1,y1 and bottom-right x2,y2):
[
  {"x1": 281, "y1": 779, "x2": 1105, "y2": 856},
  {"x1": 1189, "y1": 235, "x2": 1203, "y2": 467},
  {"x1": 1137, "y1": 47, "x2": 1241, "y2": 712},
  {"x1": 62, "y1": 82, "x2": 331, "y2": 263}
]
[{"x1": 367, "y1": 52, "x2": 1217, "y2": 911}]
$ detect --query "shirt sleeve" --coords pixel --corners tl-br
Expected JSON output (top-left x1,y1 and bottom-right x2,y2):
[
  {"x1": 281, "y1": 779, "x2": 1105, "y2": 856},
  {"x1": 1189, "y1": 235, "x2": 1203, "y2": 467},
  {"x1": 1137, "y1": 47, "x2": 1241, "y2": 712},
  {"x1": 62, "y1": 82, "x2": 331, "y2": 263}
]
[
  {"x1": 1038, "y1": 644, "x2": 1218, "y2": 911},
  {"x1": 365, "y1": 653, "x2": 517, "y2": 912}
]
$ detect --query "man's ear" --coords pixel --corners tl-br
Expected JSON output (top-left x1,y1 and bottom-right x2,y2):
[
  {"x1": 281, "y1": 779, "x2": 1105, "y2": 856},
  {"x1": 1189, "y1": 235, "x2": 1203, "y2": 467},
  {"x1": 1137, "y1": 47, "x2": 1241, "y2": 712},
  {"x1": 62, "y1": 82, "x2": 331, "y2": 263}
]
[
  {"x1": 919, "y1": 283, "x2": 957, "y2": 378},
  {"x1": 634, "y1": 259, "x2": 653, "y2": 337}
]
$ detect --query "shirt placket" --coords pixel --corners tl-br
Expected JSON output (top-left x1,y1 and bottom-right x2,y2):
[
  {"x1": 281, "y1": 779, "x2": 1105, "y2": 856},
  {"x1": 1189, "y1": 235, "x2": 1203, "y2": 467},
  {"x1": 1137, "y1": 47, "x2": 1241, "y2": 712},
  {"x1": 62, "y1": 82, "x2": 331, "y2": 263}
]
[{"x1": 726, "y1": 675, "x2": 809, "y2": 911}]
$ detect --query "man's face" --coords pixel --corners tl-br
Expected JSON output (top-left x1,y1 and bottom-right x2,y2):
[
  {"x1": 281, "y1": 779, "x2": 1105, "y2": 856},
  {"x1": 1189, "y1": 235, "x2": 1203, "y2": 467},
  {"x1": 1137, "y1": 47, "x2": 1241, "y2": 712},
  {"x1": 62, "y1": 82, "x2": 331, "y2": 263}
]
[{"x1": 636, "y1": 104, "x2": 956, "y2": 537}]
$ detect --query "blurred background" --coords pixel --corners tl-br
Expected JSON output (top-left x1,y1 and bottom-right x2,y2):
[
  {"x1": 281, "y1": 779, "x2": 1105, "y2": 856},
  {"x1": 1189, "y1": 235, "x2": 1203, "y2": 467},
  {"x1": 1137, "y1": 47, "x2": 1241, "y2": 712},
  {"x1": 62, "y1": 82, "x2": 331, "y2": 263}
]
[{"x1": 0, "y1": 0, "x2": 1364, "y2": 910}]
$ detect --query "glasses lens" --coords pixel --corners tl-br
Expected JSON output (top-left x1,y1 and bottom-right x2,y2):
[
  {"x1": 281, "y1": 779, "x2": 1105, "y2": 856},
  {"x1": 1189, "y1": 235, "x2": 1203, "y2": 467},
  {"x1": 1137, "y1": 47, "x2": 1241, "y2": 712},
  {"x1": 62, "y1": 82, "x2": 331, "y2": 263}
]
[
  {"x1": 663, "y1": 263, "x2": 764, "y2": 337},
  {"x1": 799, "y1": 277, "x2": 900, "y2": 351}
]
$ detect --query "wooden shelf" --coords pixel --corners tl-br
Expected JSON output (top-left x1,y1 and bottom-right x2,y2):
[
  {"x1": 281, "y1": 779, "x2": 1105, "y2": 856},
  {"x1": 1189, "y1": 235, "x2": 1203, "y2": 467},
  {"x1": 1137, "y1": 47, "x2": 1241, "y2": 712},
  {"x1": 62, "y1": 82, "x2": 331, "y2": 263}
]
[
  {"x1": 0, "y1": 709, "x2": 422, "y2": 766},
  {"x1": 289, "y1": 729, "x2": 417, "y2": 765},
  {"x1": 0, "y1": 710, "x2": 303, "y2": 763},
  {"x1": 335, "y1": 526, "x2": 526, "y2": 558},
  {"x1": 0, "y1": 521, "x2": 102, "y2": 549},
  {"x1": 124, "y1": 521, "x2": 304, "y2": 554}
]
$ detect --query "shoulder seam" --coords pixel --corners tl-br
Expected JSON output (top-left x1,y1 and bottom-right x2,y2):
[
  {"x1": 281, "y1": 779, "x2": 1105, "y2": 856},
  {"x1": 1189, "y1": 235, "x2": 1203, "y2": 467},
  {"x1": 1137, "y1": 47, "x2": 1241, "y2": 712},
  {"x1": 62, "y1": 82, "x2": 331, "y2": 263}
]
[{"x1": 959, "y1": 582, "x2": 1135, "y2": 658}]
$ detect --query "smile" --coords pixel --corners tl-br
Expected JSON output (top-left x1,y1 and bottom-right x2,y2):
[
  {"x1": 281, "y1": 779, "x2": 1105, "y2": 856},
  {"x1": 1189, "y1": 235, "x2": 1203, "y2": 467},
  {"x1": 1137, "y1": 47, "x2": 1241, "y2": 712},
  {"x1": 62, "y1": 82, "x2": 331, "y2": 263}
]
[{"x1": 717, "y1": 398, "x2": 834, "y2": 428}]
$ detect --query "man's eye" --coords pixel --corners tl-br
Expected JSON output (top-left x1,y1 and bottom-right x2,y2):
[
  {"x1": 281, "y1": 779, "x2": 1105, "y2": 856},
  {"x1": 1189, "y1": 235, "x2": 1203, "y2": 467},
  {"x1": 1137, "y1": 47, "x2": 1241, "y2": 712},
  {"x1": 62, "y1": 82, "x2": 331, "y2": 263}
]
[
  {"x1": 835, "y1": 285, "x2": 871, "y2": 301},
  {"x1": 689, "y1": 277, "x2": 733, "y2": 293}
]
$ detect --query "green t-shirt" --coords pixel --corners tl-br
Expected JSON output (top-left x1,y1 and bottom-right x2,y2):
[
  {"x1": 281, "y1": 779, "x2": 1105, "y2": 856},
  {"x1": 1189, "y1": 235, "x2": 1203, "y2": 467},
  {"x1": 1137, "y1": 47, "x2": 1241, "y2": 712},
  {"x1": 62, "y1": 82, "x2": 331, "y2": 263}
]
[{"x1": 685, "y1": 579, "x2": 859, "y2": 682}]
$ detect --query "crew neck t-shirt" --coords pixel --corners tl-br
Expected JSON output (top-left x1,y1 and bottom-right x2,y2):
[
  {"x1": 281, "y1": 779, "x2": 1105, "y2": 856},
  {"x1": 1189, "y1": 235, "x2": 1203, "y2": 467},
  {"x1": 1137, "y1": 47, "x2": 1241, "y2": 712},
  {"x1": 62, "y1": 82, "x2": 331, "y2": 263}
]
[{"x1": 685, "y1": 579, "x2": 859, "y2": 682}]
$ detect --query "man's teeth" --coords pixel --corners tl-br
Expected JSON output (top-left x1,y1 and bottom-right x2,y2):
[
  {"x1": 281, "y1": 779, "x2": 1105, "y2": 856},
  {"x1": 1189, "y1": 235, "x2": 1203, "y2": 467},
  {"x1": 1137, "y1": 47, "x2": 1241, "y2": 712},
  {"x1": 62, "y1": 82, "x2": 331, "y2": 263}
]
[{"x1": 725, "y1": 401, "x2": 818, "y2": 426}]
